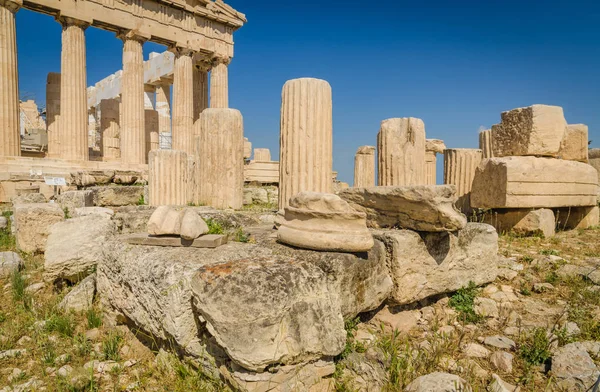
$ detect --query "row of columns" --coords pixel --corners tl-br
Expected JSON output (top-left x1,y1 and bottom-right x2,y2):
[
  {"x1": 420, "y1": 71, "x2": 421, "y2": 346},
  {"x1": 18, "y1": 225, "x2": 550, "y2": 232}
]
[{"x1": 0, "y1": 1, "x2": 231, "y2": 162}]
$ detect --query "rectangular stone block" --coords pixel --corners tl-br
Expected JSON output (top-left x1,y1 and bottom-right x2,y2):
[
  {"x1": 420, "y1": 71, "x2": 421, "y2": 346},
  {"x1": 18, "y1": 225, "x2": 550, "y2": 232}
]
[
  {"x1": 244, "y1": 161, "x2": 279, "y2": 184},
  {"x1": 483, "y1": 208, "x2": 556, "y2": 238},
  {"x1": 555, "y1": 206, "x2": 599, "y2": 230},
  {"x1": 559, "y1": 124, "x2": 588, "y2": 162},
  {"x1": 491, "y1": 105, "x2": 567, "y2": 157},
  {"x1": 471, "y1": 157, "x2": 598, "y2": 209},
  {"x1": 57, "y1": 190, "x2": 94, "y2": 213},
  {"x1": 14, "y1": 203, "x2": 65, "y2": 254}
]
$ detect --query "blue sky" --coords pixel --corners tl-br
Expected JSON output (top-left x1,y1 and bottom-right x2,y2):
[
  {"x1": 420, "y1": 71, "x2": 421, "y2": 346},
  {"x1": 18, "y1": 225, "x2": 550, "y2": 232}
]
[{"x1": 15, "y1": 0, "x2": 600, "y2": 184}]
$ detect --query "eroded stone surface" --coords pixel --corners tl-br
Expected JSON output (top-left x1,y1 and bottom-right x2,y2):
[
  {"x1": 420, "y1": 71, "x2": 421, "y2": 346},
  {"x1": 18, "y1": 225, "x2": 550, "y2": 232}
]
[
  {"x1": 14, "y1": 203, "x2": 65, "y2": 253},
  {"x1": 0, "y1": 251, "x2": 23, "y2": 278},
  {"x1": 405, "y1": 372, "x2": 472, "y2": 392},
  {"x1": 58, "y1": 273, "x2": 96, "y2": 312},
  {"x1": 559, "y1": 124, "x2": 588, "y2": 162},
  {"x1": 483, "y1": 208, "x2": 555, "y2": 238}
]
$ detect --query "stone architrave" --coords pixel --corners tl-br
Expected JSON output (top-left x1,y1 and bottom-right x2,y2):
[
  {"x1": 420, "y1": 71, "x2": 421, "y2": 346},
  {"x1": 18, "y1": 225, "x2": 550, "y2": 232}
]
[
  {"x1": 172, "y1": 48, "x2": 195, "y2": 155},
  {"x1": 0, "y1": 0, "x2": 21, "y2": 157},
  {"x1": 353, "y1": 146, "x2": 375, "y2": 188},
  {"x1": 471, "y1": 156, "x2": 599, "y2": 209},
  {"x1": 59, "y1": 17, "x2": 89, "y2": 161},
  {"x1": 444, "y1": 148, "x2": 483, "y2": 213},
  {"x1": 120, "y1": 33, "x2": 147, "y2": 164},
  {"x1": 377, "y1": 118, "x2": 426, "y2": 186},
  {"x1": 100, "y1": 98, "x2": 120, "y2": 161},
  {"x1": 491, "y1": 105, "x2": 567, "y2": 158},
  {"x1": 279, "y1": 78, "x2": 333, "y2": 209},
  {"x1": 253, "y1": 148, "x2": 271, "y2": 162},
  {"x1": 277, "y1": 192, "x2": 374, "y2": 252},
  {"x1": 195, "y1": 108, "x2": 244, "y2": 209},
  {"x1": 210, "y1": 56, "x2": 229, "y2": 108},
  {"x1": 148, "y1": 150, "x2": 188, "y2": 206},
  {"x1": 156, "y1": 83, "x2": 171, "y2": 136},
  {"x1": 46, "y1": 73, "x2": 61, "y2": 158},
  {"x1": 559, "y1": 124, "x2": 588, "y2": 162},
  {"x1": 479, "y1": 129, "x2": 493, "y2": 159}
]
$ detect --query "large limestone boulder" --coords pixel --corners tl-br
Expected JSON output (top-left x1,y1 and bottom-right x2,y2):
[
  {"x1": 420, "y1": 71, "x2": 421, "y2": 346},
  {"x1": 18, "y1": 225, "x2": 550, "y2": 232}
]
[
  {"x1": 57, "y1": 190, "x2": 94, "y2": 214},
  {"x1": 471, "y1": 156, "x2": 598, "y2": 209},
  {"x1": 97, "y1": 229, "x2": 391, "y2": 373},
  {"x1": 277, "y1": 192, "x2": 373, "y2": 252},
  {"x1": 375, "y1": 223, "x2": 498, "y2": 305},
  {"x1": 45, "y1": 215, "x2": 116, "y2": 283},
  {"x1": 552, "y1": 342, "x2": 600, "y2": 391},
  {"x1": 338, "y1": 186, "x2": 466, "y2": 232},
  {"x1": 491, "y1": 104, "x2": 567, "y2": 157},
  {"x1": 14, "y1": 203, "x2": 65, "y2": 253},
  {"x1": 91, "y1": 186, "x2": 144, "y2": 207},
  {"x1": 559, "y1": 124, "x2": 588, "y2": 162}
]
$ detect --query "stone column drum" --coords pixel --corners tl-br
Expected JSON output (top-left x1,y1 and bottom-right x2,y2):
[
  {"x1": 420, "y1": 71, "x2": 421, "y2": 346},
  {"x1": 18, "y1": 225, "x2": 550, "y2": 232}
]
[
  {"x1": 46, "y1": 72, "x2": 61, "y2": 158},
  {"x1": 253, "y1": 148, "x2": 271, "y2": 162},
  {"x1": 120, "y1": 35, "x2": 146, "y2": 164},
  {"x1": 193, "y1": 63, "x2": 209, "y2": 122},
  {"x1": 479, "y1": 129, "x2": 493, "y2": 159},
  {"x1": 0, "y1": 0, "x2": 21, "y2": 157},
  {"x1": 354, "y1": 146, "x2": 375, "y2": 188},
  {"x1": 100, "y1": 98, "x2": 120, "y2": 161},
  {"x1": 148, "y1": 149, "x2": 189, "y2": 206},
  {"x1": 172, "y1": 48, "x2": 194, "y2": 155},
  {"x1": 210, "y1": 56, "x2": 229, "y2": 109},
  {"x1": 425, "y1": 151, "x2": 437, "y2": 185},
  {"x1": 377, "y1": 117, "x2": 426, "y2": 186},
  {"x1": 145, "y1": 109, "x2": 159, "y2": 158},
  {"x1": 195, "y1": 108, "x2": 244, "y2": 209},
  {"x1": 59, "y1": 17, "x2": 89, "y2": 160},
  {"x1": 444, "y1": 148, "x2": 483, "y2": 213},
  {"x1": 156, "y1": 83, "x2": 171, "y2": 136},
  {"x1": 279, "y1": 78, "x2": 333, "y2": 209}
]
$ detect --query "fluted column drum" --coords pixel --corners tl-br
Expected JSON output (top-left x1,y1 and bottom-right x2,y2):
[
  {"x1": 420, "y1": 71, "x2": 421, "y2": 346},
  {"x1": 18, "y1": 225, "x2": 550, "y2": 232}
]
[
  {"x1": 425, "y1": 151, "x2": 437, "y2": 185},
  {"x1": 172, "y1": 49, "x2": 194, "y2": 155},
  {"x1": 121, "y1": 36, "x2": 146, "y2": 164},
  {"x1": 210, "y1": 57, "x2": 229, "y2": 108},
  {"x1": 156, "y1": 83, "x2": 171, "y2": 136},
  {"x1": 59, "y1": 18, "x2": 88, "y2": 161},
  {"x1": 354, "y1": 145, "x2": 375, "y2": 188},
  {"x1": 377, "y1": 117, "x2": 426, "y2": 186},
  {"x1": 479, "y1": 129, "x2": 493, "y2": 159},
  {"x1": 148, "y1": 149, "x2": 188, "y2": 206},
  {"x1": 196, "y1": 108, "x2": 244, "y2": 209},
  {"x1": 46, "y1": 72, "x2": 61, "y2": 158},
  {"x1": 279, "y1": 78, "x2": 333, "y2": 209},
  {"x1": 100, "y1": 98, "x2": 120, "y2": 161},
  {"x1": 0, "y1": 0, "x2": 21, "y2": 157},
  {"x1": 444, "y1": 148, "x2": 483, "y2": 213}
]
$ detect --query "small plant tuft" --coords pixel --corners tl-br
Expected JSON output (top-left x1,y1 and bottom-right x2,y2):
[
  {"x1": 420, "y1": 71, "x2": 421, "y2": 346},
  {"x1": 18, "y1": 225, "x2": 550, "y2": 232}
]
[
  {"x1": 205, "y1": 218, "x2": 224, "y2": 235},
  {"x1": 449, "y1": 281, "x2": 483, "y2": 324},
  {"x1": 102, "y1": 331, "x2": 123, "y2": 361},
  {"x1": 86, "y1": 308, "x2": 103, "y2": 329},
  {"x1": 137, "y1": 194, "x2": 145, "y2": 205},
  {"x1": 540, "y1": 249, "x2": 559, "y2": 256},
  {"x1": 46, "y1": 312, "x2": 76, "y2": 338},
  {"x1": 232, "y1": 227, "x2": 250, "y2": 243},
  {"x1": 518, "y1": 327, "x2": 551, "y2": 367}
]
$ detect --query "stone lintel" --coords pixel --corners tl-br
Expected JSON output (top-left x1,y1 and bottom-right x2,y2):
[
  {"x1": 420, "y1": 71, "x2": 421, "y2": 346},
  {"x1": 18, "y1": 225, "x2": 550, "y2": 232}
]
[{"x1": 1, "y1": 0, "x2": 23, "y2": 12}]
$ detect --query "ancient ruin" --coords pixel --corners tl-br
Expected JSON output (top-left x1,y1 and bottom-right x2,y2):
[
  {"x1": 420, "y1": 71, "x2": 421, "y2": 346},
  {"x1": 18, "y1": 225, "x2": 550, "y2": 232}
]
[
  {"x1": 444, "y1": 148, "x2": 483, "y2": 213},
  {"x1": 353, "y1": 145, "x2": 376, "y2": 188}
]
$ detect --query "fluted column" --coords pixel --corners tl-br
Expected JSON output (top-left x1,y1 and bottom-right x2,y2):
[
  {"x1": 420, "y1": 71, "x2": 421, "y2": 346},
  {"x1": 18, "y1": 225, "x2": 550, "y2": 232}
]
[
  {"x1": 279, "y1": 78, "x2": 333, "y2": 209},
  {"x1": 210, "y1": 56, "x2": 230, "y2": 109},
  {"x1": 425, "y1": 151, "x2": 437, "y2": 185},
  {"x1": 156, "y1": 82, "x2": 171, "y2": 142},
  {"x1": 479, "y1": 129, "x2": 493, "y2": 159},
  {"x1": 253, "y1": 148, "x2": 271, "y2": 162},
  {"x1": 444, "y1": 148, "x2": 483, "y2": 213},
  {"x1": 172, "y1": 48, "x2": 195, "y2": 155},
  {"x1": 100, "y1": 98, "x2": 120, "y2": 161},
  {"x1": 195, "y1": 108, "x2": 244, "y2": 209},
  {"x1": 0, "y1": 0, "x2": 22, "y2": 157},
  {"x1": 377, "y1": 117, "x2": 426, "y2": 186},
  {"x1": 58, "y1": 17, "x2": 89, "y2": 161},
  {"x1": 193, "y1": 62, "x2": 210, "y2": 122},
  {"x1": 46, "y1": 72, "x2": 61, "y2": 158},
  {"x1": 148, "y1": 149, "x2": 188, "y2": 206},
  {"x1": 120, "y1": 33, "x2": 146, "y2": 164},
  {"x1": 354, "y1": 145, "x2": 375, "y2": 187}
]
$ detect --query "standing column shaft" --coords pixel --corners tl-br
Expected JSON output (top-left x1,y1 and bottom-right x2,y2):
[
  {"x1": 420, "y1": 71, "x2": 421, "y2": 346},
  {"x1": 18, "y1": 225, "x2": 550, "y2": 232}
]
[
  {"x1": 59, "y1": 17, "x2": 89, "y2": 161},
  {"x1": 377, "y1": 117, "x2": 426, "y2": 186},
  {"x1": 100, "y1": 98, "x2": 120, "y2": 161},
  {"x1": 155, "y1": 82, "x2": 171, "y2": 148},
  {"x1": 148, "y1": 149, "x2": 188, "y2": 206},
  {"x1": 0, "y1": 0, "x2": 22, "y2": 157},
  {"x1": 444, "y1": 148, "x2": 483, "y2": 213},
  {"x1": 46, "y1": 72, "x2": 61, "y2": 158},
  {"x1": 354, "y1": 146, "x2": 376, "y2": 187},
  {"x1": 279, "y1": 78, "x2": 333, "y2": 209},
  {"x1": 479, "y1": 129, "x2": 493, "y2": 159},
  {"x1": 120, "y1": 34, "x2": 146, "y2": 164},
  {"x1": 193, "y1": 63, "x2": 209, "y2": 122},
  {"x1": 210, "y1": 57, "x2": 229, "y2": 109},
  {"x1": 425, "y1": 151, "x2": 437, "y2": 185},
  {"x1": 172, "y1": 48, "x2": 195, "y2": 155}
]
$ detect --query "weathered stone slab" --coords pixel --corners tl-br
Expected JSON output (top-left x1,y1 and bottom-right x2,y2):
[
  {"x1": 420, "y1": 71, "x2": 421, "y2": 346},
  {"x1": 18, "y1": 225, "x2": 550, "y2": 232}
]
[
  {"x1": 57, "y1": 190, "x2": 94, "y2": 213},
  {"x1": 91, "y1": 186, "x2": 144, "y2": 207},
  {"x1": 0, "y1": 252, "x2": 23, "y2": 278},
  {"x1": 484, "y1": 208, "x2": 556, "y2": 238},
  {"x1": 471, "y1": 157, "x2": 598, "y2": 208},
  {"x1": 277, "y1": 192, "x2": 373, "y2": 252},
  {"x1": 491, "y1": 104, "x2": 567, "y2": 157},
  {"x1": 374, "y1": 223, "x2": 498, "y2": 305},
  {"x1": 559, "y1": 124, "x2": 588, "y2": 162},
  {"x1": 45, "y1": 215, "x2": 116, "y2": 283},
  {"x1": 121, "y1": 233, "x2": 228, "y2": 248},
  {"x1": 338, "y1": 186, "x2": 466, "y2": 232},
  {"x1": 58, "y1": 274, "x2": 96, "y2": 312},
  {"x1": 14, "y1": 203, "x2": 65, "y2": 253}
]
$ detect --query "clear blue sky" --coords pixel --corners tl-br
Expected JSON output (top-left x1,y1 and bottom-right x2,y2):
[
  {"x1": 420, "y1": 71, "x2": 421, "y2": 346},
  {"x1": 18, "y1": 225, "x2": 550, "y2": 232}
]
[{"x1": 16, "y1": 0, "x2": 600, "y2": 184}]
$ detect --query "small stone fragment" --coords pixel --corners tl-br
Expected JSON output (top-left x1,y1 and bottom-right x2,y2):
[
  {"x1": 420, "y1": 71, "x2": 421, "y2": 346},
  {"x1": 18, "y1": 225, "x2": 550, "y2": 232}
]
[{"x1": 490, "y1": 351, "x2": 514, "y2": 373}]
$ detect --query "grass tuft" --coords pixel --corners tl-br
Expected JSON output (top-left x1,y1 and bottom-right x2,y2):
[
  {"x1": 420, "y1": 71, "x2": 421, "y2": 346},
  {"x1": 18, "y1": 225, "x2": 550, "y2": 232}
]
[{"x1": 449, "y1": 282, "x2": 483, "y2": 324}]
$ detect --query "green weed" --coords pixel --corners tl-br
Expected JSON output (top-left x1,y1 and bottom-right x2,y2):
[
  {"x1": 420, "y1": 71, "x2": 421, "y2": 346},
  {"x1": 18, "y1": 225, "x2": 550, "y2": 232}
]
[
  {"x1": 86, "y1": 308, "x2": 102, "y2": 329},
  {"x1": 46, "y1": 312, "x2": 76, "y2": 338},
  {"x1": 232, "y1": 227, "x2": 250, "y2": 243},
  {"x1": 102, "y1": 331, "x2": 123, "y2": 361},
  {"x1": 205, "y1": 219, "x2": 224, "y2": 235},
  {"x1": 518, "y1": 327, "x2": 551, "y2": 366},
  {"x1": 448, "y1": 282, "x2": 483, "y2": 324}
]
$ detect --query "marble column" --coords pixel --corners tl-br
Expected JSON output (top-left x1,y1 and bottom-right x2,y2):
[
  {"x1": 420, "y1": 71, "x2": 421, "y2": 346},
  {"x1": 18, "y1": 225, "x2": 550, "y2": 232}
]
[
  {"x1": 172, "y1": 48, "x2": 194, "y2": 155},
  {"x1": 193, "y1": 62, "x2": 210, "y2": 122},
  {"x1": 120, "y1": 33, "x2": 146, "y2": 165},
  {"x1": 479, "y1": 129, "x2": 493, "y2": 159},
  {"x1": 444, "y1": 148, "x2": 483, "y2": 213},
  {"x1": 46, "y1": 72, "x2": 61, "y2": 158},
  {"x1": 0, "y1": 0, "x2": 22, "y2": 157},
  {"x1": 58, "y1": 17, "x2": 89, "y2": 161},
  {"x1": 155, "y1": 82, "x2": 171, "y2": 146},
  {"x1": 425, "y1": 151, "x2": 437, "y2": 185},
  {"x1": 377, "y1": 117, "x2": 426, "y2": 186},
  {"x1": 354, "y1": 145, "x2": 375, "y2": 188},
  {"x1": 148, "y1": 149, "x2": 189, "y2": 206},
  {"x1": 279, "y1": 78, "x2": 333, "y2": 209},
  {"x1": 100, "y1": 98, "x2": 120, "y2": 161},
  {"x1": 210, "y1": 56, "x2": 230, "y2": 109}
]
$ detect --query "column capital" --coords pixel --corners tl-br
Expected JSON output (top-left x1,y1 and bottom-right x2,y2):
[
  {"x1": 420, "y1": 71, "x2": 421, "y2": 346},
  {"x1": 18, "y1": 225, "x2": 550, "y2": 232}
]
[
  {"x1": 117, "y1": 29, "x2": 150, "y2": 43},
  {"x1": 195, "y1": 59, "x2": 212, "y2": 73},
  {"x1": 170, "y1": 46, "x2": 195, "y2": 57},
  {"x1": 56, "y1": 16, "x2": 91, "y2": 29},
  {"x1": 211, "y1": 55, "x2": 231, "y2": 67},
  {"x1": 0, "y1": 0, "x2": 23, "y2": 12}
]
